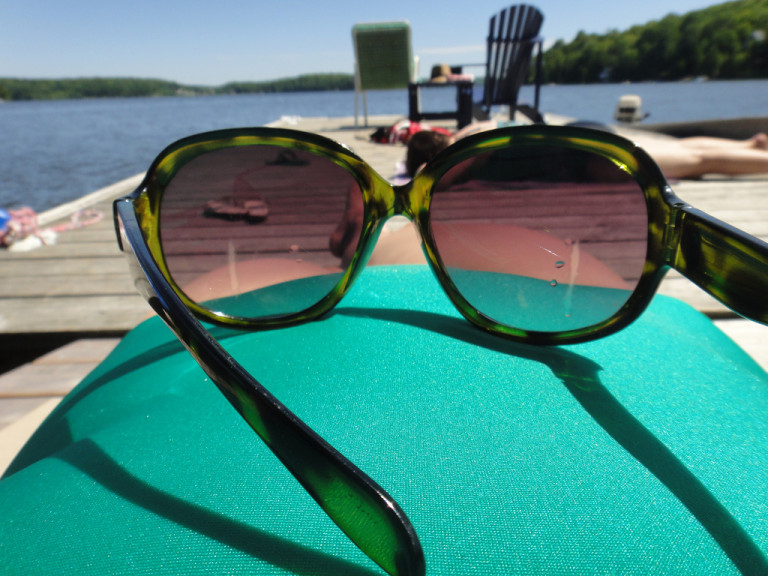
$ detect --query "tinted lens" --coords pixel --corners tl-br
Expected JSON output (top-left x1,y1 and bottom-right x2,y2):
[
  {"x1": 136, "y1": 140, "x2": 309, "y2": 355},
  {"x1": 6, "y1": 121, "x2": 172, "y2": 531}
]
[
  {"x1": 159, "y1": 144, "x2": 362, "y2": 319},
  {"x1": 429, "y1": 145, "x2": 648, "y2": 333}
]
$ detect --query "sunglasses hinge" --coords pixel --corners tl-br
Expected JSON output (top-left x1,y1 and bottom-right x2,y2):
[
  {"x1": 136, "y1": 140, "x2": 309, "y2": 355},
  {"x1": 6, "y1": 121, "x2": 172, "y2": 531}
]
[{"x1": 663, "y1": 201, "x2": 689, "y2": 267}]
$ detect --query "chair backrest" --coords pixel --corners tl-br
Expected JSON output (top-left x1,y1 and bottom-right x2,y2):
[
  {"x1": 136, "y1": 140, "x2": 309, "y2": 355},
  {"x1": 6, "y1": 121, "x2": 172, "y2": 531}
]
[
  {"x1": 482, "y1": 5, "x2": 544, "y2": 110},
  {"x1": 352, "y1": 21, "x2": 414, "y2": 91}
]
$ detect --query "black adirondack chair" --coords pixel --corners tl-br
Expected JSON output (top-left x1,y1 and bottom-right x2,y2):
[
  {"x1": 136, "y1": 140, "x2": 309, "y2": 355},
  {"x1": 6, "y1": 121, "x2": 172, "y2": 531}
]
[
  {"x1": 408, "y1": 4, "x2": 545, "y2": 128},
  {"x1": 479, "y1": 4, "x2": 544, "y2": 122}
]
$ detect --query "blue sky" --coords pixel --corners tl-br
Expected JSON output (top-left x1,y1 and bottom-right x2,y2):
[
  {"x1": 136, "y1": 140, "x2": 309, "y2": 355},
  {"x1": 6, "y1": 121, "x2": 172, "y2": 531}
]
[{"x1": 2, "y1": 0, "x2": 722, "y2": 86}]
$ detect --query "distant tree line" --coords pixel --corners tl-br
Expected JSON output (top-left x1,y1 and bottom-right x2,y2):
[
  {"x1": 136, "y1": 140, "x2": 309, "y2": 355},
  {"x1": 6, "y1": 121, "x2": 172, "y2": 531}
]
[
  {"x1": 542, "y1": 0, "x2": 768, "y2": 83},
  {"x1": 219, "y1": 73, "x2": 354, "y2": 94},
  {"x1": 0, "y1": 74, "x2": 354, "y2": 101},
  {"x1": 0, "y1": 78, "x2": 196, "y2": 101}
]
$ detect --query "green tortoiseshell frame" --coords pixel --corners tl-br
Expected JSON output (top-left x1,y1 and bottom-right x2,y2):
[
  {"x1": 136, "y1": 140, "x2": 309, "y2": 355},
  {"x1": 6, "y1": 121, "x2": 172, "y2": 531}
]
[{"x1": 114, "y1": 125, "x2": 768, "y2": 575}]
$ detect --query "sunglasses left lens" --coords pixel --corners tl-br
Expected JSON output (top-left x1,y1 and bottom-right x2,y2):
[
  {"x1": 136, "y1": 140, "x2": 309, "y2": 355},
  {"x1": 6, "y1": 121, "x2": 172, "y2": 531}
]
[{"x1": 158, "y1": 144, "x2": 362, "y2": 320}]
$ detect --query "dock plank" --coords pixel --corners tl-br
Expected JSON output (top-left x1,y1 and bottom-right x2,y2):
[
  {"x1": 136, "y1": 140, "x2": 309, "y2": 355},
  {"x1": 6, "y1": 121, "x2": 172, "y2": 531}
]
[
  {"x1": 0, "y1": 256, "x2": 129, "y2": 277},
  {"x1": 0, "y1": 295, "x2": 148, "y2": 333},
  {"x1": 0, "y1": 275, "x2": 136, "y2": 298},
  {"x1": 9, "y1": 240, "x2": 123, "y2": 258}
]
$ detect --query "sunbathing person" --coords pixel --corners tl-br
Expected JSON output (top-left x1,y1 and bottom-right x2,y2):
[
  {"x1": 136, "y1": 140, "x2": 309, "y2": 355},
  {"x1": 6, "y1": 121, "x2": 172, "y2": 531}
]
[
  {"x1": 444, "y1": 121, "x2": 768, "y2": 180},
  {"x1": 634, "y1": 132, "x2": 768, "y2": 179}
]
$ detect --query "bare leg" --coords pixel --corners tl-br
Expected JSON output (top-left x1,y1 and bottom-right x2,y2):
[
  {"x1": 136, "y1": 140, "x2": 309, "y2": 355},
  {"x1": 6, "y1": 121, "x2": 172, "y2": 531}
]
[
  {"x1": 644, "y1": 139, "x2": 768, "y2": 179},
  {"x1": 677, "y1": 133, "x2": 768, "y2": 151}
]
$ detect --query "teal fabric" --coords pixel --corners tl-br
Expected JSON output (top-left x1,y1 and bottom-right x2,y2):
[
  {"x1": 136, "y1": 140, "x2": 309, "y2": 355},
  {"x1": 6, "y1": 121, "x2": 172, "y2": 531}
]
[
  {"x1": 445, "y1": 268, "x2": 633, "y2": 331},
  {"x1": 208, "y1": 272, "x2": 345, "y2": 318},
  {"x1": 2, "y1": 266, "x2": 767, "y2": 575}
]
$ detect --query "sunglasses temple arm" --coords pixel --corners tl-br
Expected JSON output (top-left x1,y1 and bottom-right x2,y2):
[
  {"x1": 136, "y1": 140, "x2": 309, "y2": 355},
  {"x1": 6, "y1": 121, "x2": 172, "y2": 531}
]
[
  {"x1": 114, "y1": 201, "x2": 425, "y2": 576},
  {"x1": 668, "y1": 205, "x2": 768, "y2": 325}
]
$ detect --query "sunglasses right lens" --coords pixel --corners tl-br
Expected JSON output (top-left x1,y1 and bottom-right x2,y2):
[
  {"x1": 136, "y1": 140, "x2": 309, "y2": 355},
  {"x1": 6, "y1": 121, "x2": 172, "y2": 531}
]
[
  {"x1": 158, "y1": 144, "x2": 363, "y2": 321},
  {"x1": 428, "y1": 144, "x2": 649, "y2": 333}
]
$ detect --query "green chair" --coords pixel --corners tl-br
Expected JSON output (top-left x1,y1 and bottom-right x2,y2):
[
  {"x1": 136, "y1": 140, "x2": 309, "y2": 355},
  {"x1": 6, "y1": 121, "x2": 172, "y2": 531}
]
[
  {"x1": 2, "y1": 266, "x2": 768, "y2": 574},
  {"x1": 353, "y1": 21, "x2": 417, "y2": 127}
]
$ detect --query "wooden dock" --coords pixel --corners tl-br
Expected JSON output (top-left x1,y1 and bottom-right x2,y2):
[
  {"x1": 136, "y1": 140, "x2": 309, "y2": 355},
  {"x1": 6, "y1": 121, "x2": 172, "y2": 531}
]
[{"x1": 2, "y1": 114, "x2": 768, "y2": 474}]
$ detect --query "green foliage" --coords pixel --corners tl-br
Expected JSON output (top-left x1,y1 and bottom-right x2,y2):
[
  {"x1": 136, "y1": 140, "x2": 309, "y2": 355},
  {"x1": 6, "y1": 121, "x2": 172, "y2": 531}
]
[
  {"x1": 542, "y1": 0, "x2": 768, "y2": 83},
  {"x1": 0, "y1": 78, "x2": 193, "y2": 101},
  {"x1": 0, "y1": 74, "x2": 354, "y2": 102},
  {"x1": 218, "y1": 74, "x2": 354, "y2": 94}
]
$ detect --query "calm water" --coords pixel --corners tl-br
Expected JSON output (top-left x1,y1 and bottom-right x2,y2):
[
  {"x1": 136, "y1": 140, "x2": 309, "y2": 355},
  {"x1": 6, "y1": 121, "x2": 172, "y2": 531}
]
[{"x1": 1, "y1": 79, "x2": 766, "y2": 211}]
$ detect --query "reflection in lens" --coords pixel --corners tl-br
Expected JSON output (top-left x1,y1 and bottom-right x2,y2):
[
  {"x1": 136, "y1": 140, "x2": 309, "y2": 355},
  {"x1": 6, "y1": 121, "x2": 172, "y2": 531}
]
[
  {"x1": 429, "y1": 145, "x2": 648, "y2": 332},
  {"x1": 159, "y1": 145, "x2": 361, "y2": 319}
]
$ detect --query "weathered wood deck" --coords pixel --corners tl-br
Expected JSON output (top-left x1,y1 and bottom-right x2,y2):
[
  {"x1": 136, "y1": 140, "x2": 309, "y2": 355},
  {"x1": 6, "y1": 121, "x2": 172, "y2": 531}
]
[{"x1": 2, "y1": 114, "x2": 767, "y2": 474}]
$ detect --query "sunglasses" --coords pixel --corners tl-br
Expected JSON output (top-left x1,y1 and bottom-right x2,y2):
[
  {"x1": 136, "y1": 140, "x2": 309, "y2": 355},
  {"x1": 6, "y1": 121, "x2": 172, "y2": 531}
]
[{"x1": 114, "y1": 125, "x2": 768, "y2": 576}]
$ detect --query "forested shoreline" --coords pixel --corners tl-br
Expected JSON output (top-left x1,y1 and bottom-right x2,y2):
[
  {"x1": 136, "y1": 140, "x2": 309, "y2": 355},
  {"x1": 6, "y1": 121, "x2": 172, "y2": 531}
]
[
  {"x1": 0, "y1": 74, "x2": 355, "y2": 102},
  {"x1": 1, "y1": 0, "x2": 765, "y2": 102},
  {"x1": 542, "y1": 0, "x2": 768, "y2": 83}
]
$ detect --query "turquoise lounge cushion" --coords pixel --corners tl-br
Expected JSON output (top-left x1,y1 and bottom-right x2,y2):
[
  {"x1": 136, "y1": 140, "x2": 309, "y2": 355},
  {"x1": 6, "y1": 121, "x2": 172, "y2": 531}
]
[{"x1": 2, "y1": 266, "x2": 767, "y2": 574}]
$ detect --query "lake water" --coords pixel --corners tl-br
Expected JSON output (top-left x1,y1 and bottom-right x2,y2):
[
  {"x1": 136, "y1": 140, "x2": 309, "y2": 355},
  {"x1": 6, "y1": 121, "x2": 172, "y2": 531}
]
[{"x1": 1, "y1": 79, "x2": 766, "y2": 211}]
